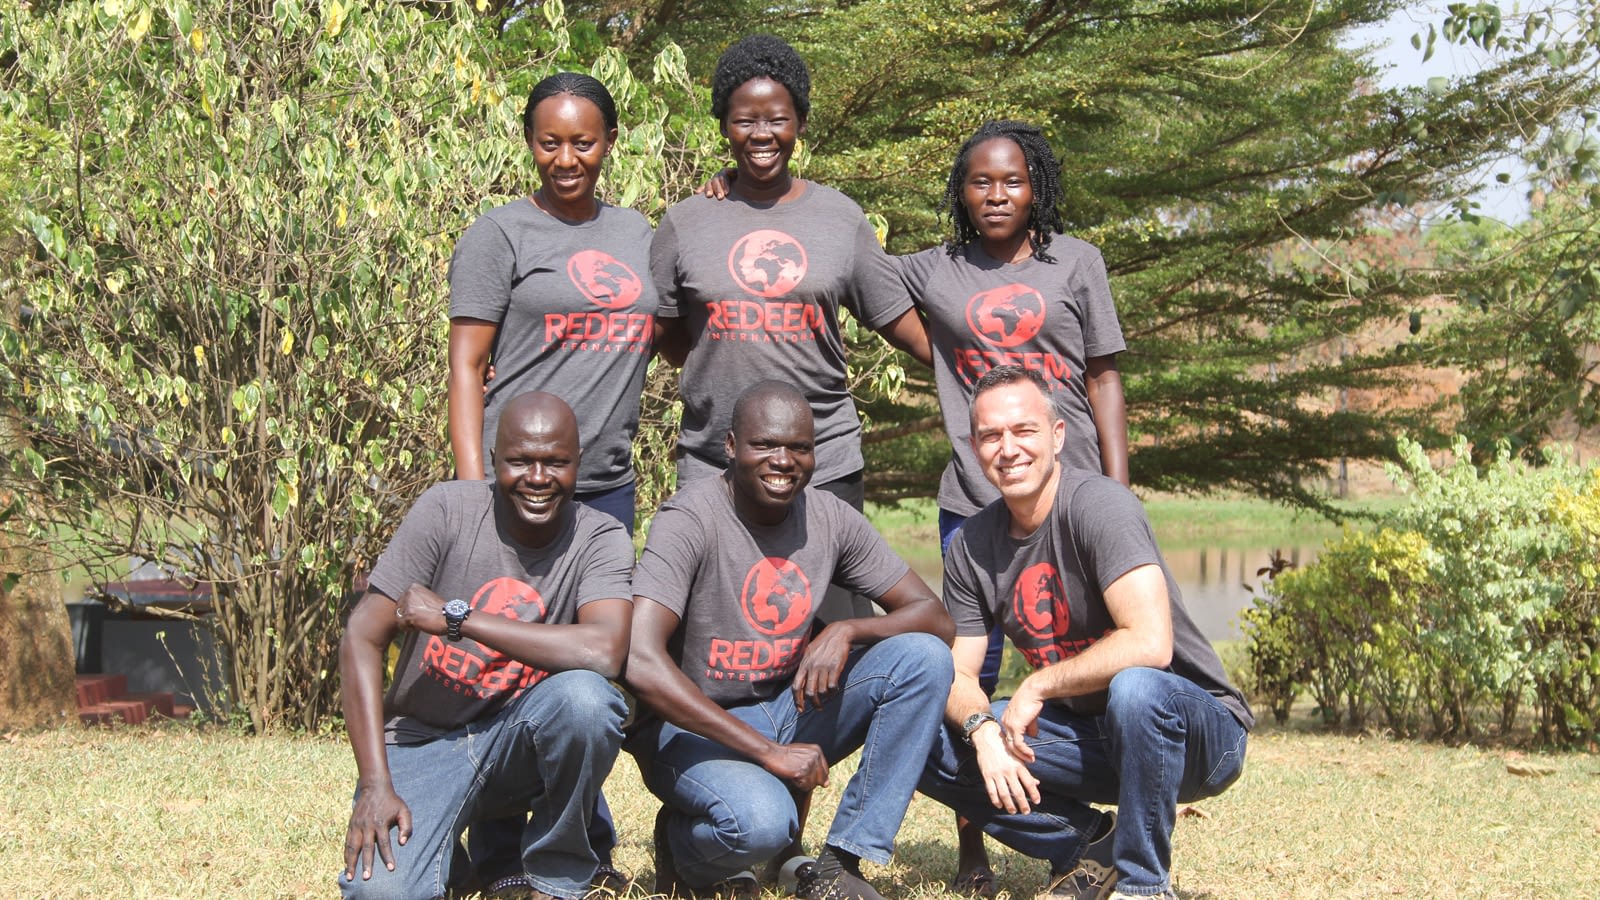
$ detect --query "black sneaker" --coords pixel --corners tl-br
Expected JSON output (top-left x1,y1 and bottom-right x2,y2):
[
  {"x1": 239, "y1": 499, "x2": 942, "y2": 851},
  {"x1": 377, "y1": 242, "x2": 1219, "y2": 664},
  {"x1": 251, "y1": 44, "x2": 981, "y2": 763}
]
[
  {"x1": 792, "y1": 848, "x2": 885, "y2": 900},
  {"x1": 1036, "y1": 812, "x2": 1117, "y2": 900}
]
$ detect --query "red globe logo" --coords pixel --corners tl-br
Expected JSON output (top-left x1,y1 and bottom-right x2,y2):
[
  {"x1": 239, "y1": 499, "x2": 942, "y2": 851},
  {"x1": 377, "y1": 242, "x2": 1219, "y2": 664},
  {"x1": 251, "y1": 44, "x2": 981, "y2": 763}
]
[
  {"x1": 1011, "y1": 562, "x2": 1068, "y2": 641},
  {"x1": 567, "y1": 250, "x2": 643, "y2": 310},
  {"x1": 739, "y1": 557, "x2": 813, "y2": 636},
  {"x1": 728, "y1": 229, "x2": 808, "y2": 298},
  {"x1": 966, "y1": 283, "x2": 1047, "y2": 348},
  {"x1": 472, "y1": 577, "x2": 548, "y2": 622}
]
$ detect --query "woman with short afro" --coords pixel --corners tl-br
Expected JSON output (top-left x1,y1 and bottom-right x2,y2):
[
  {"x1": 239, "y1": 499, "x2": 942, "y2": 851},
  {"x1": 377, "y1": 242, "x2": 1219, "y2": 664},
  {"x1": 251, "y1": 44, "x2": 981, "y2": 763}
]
[{"x1": 651, "y1": 33, "x2": 931, "y2": 514}]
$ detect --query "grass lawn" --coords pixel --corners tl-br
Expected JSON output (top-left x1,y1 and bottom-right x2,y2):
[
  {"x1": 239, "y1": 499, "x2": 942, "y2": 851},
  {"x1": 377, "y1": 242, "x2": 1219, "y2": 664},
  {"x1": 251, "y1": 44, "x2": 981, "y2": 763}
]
[{"x1": 2, "y1": 717, "x2": 1595, "y2": 899}]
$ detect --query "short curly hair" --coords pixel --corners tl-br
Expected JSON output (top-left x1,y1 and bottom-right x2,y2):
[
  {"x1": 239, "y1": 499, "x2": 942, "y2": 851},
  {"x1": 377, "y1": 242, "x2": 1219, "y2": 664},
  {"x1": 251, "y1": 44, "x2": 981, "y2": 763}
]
[
  {"x1": 711, "y1": 34, "x2": 811, "y2": 122},
  {"x1": 942, "y1": 120, "x2": 1066, "y2": 263}
]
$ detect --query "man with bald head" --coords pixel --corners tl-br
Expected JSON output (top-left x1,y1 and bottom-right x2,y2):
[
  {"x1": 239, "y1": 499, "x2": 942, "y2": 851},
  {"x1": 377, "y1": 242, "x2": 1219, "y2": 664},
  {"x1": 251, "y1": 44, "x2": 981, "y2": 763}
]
[
  {"x1": 627, "y1": 381, "x2": 956, "y2": 900},
  {"x1": 338, "y1": 391, "x2": 635, "y2": 900}
]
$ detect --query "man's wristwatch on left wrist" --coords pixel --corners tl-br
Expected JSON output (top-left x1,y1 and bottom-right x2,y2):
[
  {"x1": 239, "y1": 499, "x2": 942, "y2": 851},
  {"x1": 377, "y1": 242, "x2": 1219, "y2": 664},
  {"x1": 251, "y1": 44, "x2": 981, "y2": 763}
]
[
  {"x1": 961, "y1": 711, "x2": 998, "y2": 744},
  {"x1": 443, "y1": 598, "x2": 471, "y2": 642}
]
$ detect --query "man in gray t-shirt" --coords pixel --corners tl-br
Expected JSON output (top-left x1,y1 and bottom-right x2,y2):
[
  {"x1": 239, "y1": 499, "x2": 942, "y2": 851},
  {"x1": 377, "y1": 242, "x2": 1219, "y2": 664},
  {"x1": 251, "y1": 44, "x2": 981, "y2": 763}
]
[
  {"x1": 918, "y1": 367, "x2": 1253, "y2": 900},
  {"x1": 338, "y1": 393, "x2": 633, "y2": 900},
  {"x1": 627, "y1": 381, "x2": 954, "y2": 900}
]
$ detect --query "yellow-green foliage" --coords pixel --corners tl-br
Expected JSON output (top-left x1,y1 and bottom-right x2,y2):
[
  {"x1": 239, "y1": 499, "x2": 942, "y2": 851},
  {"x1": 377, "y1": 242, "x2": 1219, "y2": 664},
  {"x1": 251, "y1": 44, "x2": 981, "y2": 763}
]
[{"x1": 1243, "y1": 437, "x2": 1600, "y2": 747}]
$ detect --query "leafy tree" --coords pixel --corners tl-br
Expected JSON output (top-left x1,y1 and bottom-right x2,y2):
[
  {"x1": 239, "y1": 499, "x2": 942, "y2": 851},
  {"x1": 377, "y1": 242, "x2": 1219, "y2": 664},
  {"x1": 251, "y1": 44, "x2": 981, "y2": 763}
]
[
  {"x1": 560, "y1": 0, "x2": 1600, "y2": 506},
  {"x1": 0, "y1": 0, "x2": 712, "y2": 731}
]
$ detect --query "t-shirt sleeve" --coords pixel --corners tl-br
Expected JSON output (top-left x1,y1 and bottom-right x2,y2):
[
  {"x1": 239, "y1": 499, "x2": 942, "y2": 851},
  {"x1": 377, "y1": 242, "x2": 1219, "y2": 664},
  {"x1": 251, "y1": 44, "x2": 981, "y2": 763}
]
[
  {"x1": 844, "y1": 215, "x2": 914, "y2": 330},
  {"x1": 573, "y1": 515, "x2": 637, "y2": 608},
  {"x1": 367, "y1": 485, "x2": 453, "y2": 600},
  {"x1": 447, "y1": 215, "x2": 515, "y2": 323},
  {"x1": 1074, "y1": 246, "x2": 1126, "y2": 358},
  {"x1": 941, "y1": 527, "x2": 994, "y2": 638},
  {"x1": 896, "y1": 248, "x2": 939, "y2": 309},
  {"x1": 827, "y1": 502, "x2": 912, "y2": 600},
  {"x1": 631, "y1": 502, "x2": 705, "y2": 618},
  {"x1": 1067, "y1": 479, "x2": 1162, "y2": 594},
  {"x1": 649, "y1": 213, "x2": 685, "y2": 320}
]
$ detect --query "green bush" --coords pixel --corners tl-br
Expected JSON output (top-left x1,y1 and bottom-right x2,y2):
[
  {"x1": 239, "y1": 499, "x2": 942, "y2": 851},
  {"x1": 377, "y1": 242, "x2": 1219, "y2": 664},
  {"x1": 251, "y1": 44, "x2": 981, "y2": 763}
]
[{"x1": 1242, "y1": 436, "x2": 1600, "y2": 747}]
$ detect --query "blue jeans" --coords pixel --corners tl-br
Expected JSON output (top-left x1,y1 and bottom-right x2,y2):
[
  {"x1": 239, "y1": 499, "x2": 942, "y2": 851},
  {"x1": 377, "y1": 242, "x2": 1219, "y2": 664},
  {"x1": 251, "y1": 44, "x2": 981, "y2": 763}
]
[
  {"x1": 644, "y1": 633, "x2": 953, "y2": 887},
  {"x1": 940, "y1": 509, "x2": 1004, "y2": 695},
  {"x1": 339, "y1": 670, "x2": 626, "y2": 900},
  {"x1": 577, "y1": 481, "x2": 637, "y2": 538},
  {"x1": 919, "y1": 667, "x2": 1248, "y2": 896},
  {"x1": 468, "y1": 482, "x2": 635, "y2": 880}
]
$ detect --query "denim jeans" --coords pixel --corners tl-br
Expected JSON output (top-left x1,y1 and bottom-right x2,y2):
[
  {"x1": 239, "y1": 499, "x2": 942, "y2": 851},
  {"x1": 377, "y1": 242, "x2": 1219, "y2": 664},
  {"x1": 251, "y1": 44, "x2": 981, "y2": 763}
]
[
  {"x1": 338, "y1": 670, "x2": 626, "y2": 900},
  {"x1": 467, "y1": 482, "x2": 636, "y2": 881},
  {"x1": 643, "y1": 632, "x2": 953, "y2": 887},
  {"x1": 919, "y1": 667, "x2": 1248, "y2": 896}
]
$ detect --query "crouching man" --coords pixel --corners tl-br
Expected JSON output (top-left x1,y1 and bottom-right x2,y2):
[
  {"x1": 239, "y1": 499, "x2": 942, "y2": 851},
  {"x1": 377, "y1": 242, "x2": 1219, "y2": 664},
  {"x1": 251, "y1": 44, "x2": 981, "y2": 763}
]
[
  {"x1": 919, "y1": 367, "x2": 1254, "y2": 900},
  {"x1": 338, "y1": 392, "x2": 634, "y2": 900},
  {"x1": 626, "y1": 381, "x2": 954, "y2": 900}
]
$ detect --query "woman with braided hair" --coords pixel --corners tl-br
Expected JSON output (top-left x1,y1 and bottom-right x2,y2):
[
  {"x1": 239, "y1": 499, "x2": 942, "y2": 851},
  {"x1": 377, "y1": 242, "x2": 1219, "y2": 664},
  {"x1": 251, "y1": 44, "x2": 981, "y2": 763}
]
[{"x1": 898, "y1": 119, "x2": 1129, "y2": 897}]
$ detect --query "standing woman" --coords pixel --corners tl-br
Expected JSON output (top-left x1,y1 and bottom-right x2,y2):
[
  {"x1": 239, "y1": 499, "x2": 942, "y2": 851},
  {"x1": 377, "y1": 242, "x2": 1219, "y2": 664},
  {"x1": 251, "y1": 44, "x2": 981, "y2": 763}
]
[
  {"x1": 445, "y1": 71, "x2": 654, "y2": 895},
  {"x1": 651, "y1": 35, "x2": 931, "y2": 586},
  {"x1": 449, "y1": 72, "x2": 657, "y2": 533},
  {"x1": 898, "y1": 119, "x2": 1128, "y2": 897}
]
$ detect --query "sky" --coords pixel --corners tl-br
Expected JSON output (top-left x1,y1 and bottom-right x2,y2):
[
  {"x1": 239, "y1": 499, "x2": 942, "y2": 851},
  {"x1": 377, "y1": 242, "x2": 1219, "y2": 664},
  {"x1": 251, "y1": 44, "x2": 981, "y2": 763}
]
[{"x1": 1345, "y1": 3, "x2": 1533, "y2": 222}]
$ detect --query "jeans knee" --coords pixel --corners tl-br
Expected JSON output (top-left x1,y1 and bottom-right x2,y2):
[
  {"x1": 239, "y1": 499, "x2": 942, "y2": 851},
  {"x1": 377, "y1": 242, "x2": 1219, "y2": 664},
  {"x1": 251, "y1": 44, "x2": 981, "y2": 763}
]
[
  {"x1": 338, "y1": 870, "x2": 419, "y2": 900},
  {"x1": 884, "y1": 632, "x2": 955, "y2": 685},
  {"x1": 1105, "y1": 667, "x2": 1169, "y2": 732},
  {"x1": 529, "y1": 670, "x2": 625, "y2": 739}
]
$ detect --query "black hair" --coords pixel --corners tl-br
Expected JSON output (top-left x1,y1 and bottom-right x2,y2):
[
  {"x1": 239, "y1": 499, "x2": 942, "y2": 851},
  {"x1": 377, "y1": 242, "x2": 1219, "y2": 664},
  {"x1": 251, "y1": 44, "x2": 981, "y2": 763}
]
[
  {"x1": 711, "y1": 34, "x2": 811, "y2": 122},
  {"x1": 523, "y1": 72, "x2": 619, "y2": 138},
  {"x1": 730, "y1": 380, "x2": 810, "y2": 436},
  {"x1": 941, "y1": 120, "x2": 1066, "y2": 262},
  {"x1": 969, "y1": 365, "x2": 1057, "y2": 432}
]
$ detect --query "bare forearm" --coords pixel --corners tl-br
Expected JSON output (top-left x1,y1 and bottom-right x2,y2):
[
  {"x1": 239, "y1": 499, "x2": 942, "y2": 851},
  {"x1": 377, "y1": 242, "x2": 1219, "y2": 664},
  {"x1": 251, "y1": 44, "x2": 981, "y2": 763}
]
[
  {"x1": 340, "y1": 634, "x2": 393, "y2": 790},
  {"x1": 833, "y1": 597, "x2": 953, "y2": 647},
  {"x1": 944, "y1": 670, "x2": 996, "y2": 728},
  {"x1": 627, "y1": 651, "x2": 780, "y2": 762},
  {"x1": 1016, "y1": 627, "x2": 1169, "y2": 702},
  {"x1": 446, "y1": 370, "x2": 486, "y2": 481},
  {"x1": 462, "y1": 617, "x2": 627, "y2": 679},
  {"x1": 1085, "y1": 359, "x2": 1128, "y2": 487}
]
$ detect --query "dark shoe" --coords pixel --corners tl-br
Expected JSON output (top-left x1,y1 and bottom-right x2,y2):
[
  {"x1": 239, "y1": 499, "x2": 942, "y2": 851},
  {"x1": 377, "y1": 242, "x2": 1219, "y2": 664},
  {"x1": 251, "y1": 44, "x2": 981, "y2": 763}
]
[
  {"x1": 792, "y1": 848, "x2": 885, "y2": 900},
  {"x1": 1036, "y1": 812, "x2": 1117, "y2": 900},
  {"x1": 951, "y1": 866, "x2": 998, "y2": 899},
  {"x1": 480, "y1": 873, "x2": 533, "y2": 899},
  {"x1": 588, "y1": 863, "x2": 631, "y2": 897},
  {"x1": 702, "y1": 871, "x2": 759, "y2": 900}
]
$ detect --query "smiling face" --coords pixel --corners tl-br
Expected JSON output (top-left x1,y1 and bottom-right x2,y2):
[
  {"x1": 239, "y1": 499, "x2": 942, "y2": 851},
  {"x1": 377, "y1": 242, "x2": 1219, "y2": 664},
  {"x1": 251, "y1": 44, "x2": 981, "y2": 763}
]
[
  {"x1": 970, "y1": 379, "x2": 1065, "y2": 509},
  {"x1": 526, "y1": 93, "x2": 616, "y2": 221},
  {"x1": 720, "y1": 77, "x2": 804, "y2": 199},
  {"x1": 725, "y1": 391, "x2": 815, "y2": 526},
  {"x1": 492, "y1": 393, "x2": 581, "y2": 547},
  {"x1": 961, "y1": 137, "x2": 1035, "y2": 263}
]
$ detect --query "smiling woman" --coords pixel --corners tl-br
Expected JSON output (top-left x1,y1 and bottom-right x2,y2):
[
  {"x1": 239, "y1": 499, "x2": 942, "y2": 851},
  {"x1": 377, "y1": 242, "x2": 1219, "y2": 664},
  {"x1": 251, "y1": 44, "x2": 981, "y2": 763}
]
[
  {"x1": 649, "y1": 34, "x2": 932, "y2": 621},
  {"x1": 446, "y1": 72, "x2": 660, "y2": 538}
]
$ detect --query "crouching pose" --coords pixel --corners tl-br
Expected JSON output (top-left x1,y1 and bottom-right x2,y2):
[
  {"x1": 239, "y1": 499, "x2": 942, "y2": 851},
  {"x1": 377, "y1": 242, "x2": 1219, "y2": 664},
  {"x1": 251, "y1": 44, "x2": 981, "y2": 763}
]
[
  {"x1": 626, "y1": 381, "x2": 954, "y2": 900},
  {"x1": 338, "y1": 392, "x2": 634, "y2": 900},
  {"x1": 919, "y1": 367, "x2": 1254, "y2": 900}
]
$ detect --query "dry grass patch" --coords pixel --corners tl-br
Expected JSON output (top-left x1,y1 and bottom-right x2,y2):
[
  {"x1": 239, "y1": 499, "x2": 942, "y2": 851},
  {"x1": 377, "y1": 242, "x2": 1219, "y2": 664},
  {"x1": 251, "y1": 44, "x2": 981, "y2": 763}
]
[{"x1": 1, "y1": 723, "x2": 1595, "y2": 898}]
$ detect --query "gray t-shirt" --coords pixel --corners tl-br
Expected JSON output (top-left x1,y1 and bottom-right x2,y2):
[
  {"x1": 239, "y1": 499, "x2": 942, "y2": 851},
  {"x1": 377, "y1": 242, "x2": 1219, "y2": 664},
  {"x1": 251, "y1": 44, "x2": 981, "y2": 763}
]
[
  {"x1": 899, "y1": 240, "x2": 1126, "y2": 516},
  {"x1": 944, "y1": 469, "x2": 1253, "y2": 728},
  {"x1": 632, "y1": 476, "x2": 910, "y2": 707},
  {"x1": 449, "y1": 198, "x2": 658, "y2": 491},
  {"x1": 650, "y1": 184, "x2": 914, "y2": 484},
  {"x1": 368, "y1": 480, "x2": 636, "y2": 743}
]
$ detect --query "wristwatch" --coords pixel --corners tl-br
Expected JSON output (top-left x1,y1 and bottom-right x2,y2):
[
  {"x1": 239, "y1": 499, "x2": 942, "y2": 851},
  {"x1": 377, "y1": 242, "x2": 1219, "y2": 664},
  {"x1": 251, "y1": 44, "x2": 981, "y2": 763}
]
[
  {"x1": 961, "y1": 711, "x2": 998, "y2": 744},
  {"x1": 443, "y1": 598, "x2": 471, "y2": 642}
]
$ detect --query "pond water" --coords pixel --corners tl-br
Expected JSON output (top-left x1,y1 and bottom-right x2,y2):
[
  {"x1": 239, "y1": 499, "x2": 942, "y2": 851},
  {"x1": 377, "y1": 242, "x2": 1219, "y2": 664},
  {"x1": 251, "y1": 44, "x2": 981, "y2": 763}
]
[{"x1": 907, "y1": 543, "x2": 1320, "y2": 643}]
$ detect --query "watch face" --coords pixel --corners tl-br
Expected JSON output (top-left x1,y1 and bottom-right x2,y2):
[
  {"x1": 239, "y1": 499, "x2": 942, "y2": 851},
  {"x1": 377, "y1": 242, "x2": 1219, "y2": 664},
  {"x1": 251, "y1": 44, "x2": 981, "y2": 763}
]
[{"x1": 444, "y1": 599, "x2": 469, "y2": 618}]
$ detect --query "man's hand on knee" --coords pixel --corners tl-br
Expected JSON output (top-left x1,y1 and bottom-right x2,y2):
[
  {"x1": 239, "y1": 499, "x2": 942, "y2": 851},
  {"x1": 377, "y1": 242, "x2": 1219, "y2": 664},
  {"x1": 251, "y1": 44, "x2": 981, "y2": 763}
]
[
  {"x1": 760, "y1": 741, "x2": 830, "y2": 791},
  {"x1": 972, "y1": 725, "x2": 1041, "y2": 814},
  {"x1": 343, "y1": 783, "x2": 413, "y2": 883}
]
